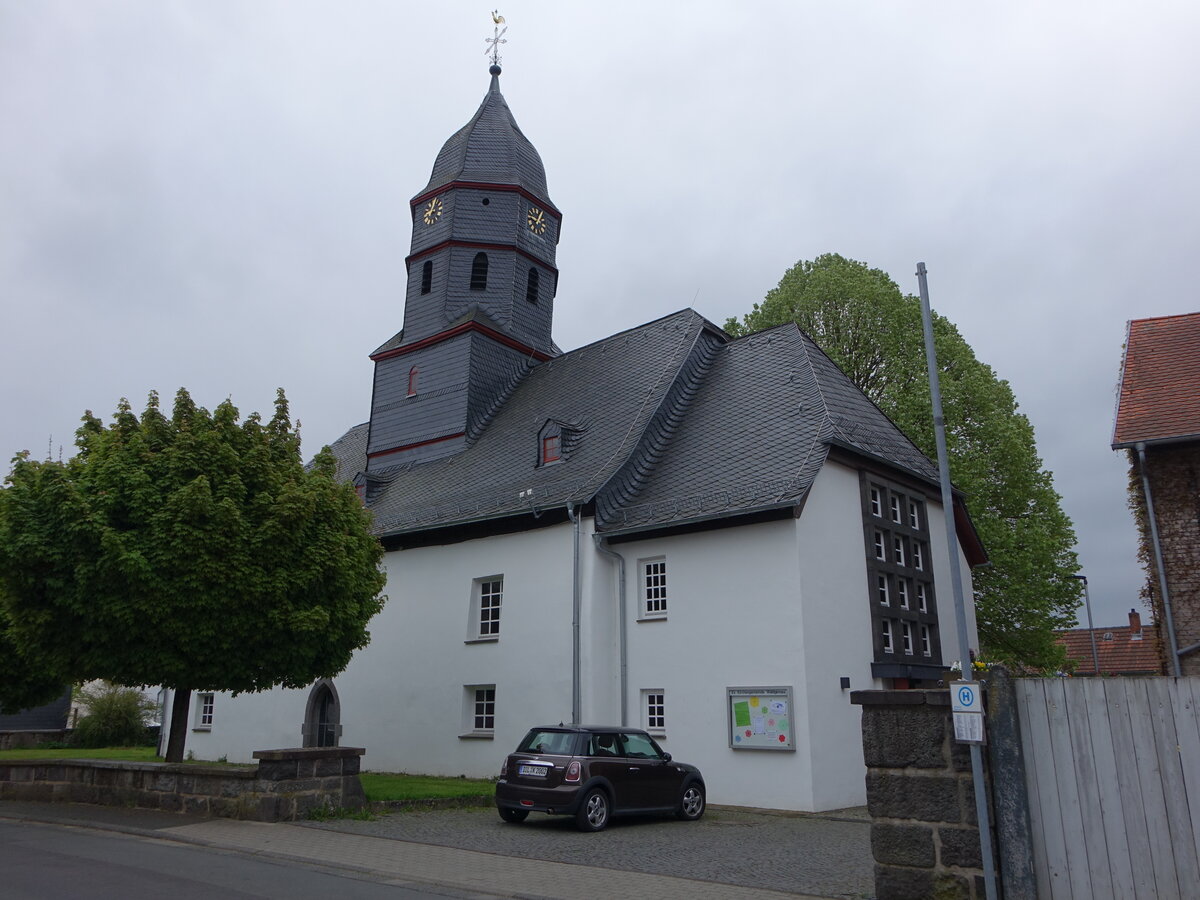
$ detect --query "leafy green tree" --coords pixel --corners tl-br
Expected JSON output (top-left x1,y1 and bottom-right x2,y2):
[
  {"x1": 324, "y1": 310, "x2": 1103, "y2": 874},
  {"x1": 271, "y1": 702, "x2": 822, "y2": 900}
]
[
  {"x1": 0, "y1": 389, "x2": 386, "y2": 760},
  {"x1": 71, "y1": 681, "x2": 159, "y2": 748},
  {"x1": 726, "y1": 253, "x2": 1080, "y2": 669},
  {"x1": 0, "y1": 604, "x2": 69, "y2": 715}
]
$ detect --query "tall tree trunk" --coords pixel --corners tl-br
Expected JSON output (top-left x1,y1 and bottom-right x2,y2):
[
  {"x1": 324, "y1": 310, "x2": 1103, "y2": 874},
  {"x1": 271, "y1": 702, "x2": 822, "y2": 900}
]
[{"x1": 165, "y1": 688, "x2": 191, "y2": 763}]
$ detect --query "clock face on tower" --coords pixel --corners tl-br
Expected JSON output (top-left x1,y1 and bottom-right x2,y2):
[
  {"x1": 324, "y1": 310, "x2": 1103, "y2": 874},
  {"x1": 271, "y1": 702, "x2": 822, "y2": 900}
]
[
  {"x1": 527, "y1": 206, "x2": 547, "y2": 235},
  {"x1": 422, "y1": 197, "x2": 443, "y2": 226}
]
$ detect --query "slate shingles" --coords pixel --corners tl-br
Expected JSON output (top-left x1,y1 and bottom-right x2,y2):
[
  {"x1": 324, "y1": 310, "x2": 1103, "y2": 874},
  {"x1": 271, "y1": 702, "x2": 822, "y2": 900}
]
[{"x1": 1113, "y1": 312, "x2": 1200, "y2": 447}]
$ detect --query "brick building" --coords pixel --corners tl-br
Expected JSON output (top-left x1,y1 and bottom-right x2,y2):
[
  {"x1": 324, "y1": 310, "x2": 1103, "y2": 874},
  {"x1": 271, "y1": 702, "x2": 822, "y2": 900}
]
[{"x1": 1112, "y1": 312, "x2": 1200, "y2": 676}]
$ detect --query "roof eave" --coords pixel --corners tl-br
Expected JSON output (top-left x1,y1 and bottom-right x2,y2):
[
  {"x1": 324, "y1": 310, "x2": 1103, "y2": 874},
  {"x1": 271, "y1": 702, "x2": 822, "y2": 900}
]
[{"x1": 1112, "y1": 432, "x2": 1200, "y2": 451}]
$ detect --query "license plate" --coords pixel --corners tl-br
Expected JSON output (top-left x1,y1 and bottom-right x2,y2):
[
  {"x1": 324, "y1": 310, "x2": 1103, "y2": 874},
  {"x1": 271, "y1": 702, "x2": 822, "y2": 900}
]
[{"x1": 519, "y1": 764, "x2": 548, "y2": 777}]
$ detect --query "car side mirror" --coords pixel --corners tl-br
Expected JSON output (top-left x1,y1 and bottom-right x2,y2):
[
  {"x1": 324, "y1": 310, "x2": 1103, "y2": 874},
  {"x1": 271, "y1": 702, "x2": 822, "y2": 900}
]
[{"x1": 662, "y1": 752, "x2": 672, "y2": 762}]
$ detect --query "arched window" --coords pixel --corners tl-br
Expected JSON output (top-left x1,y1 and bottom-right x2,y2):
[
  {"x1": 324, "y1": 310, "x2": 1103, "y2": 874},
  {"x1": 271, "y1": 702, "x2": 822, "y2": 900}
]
[
  {"x1": 470, "y1": 252, "x2": 489, "y2": 291},
  {"x1": 525, "y1": 267, "x2": 539, "y2": 304},
  {"x1": 407, "y1": 366, "x2": 419, "y2": 397},
  {"x1": 302, "y1": 679, "x2": 341, "y2": 748},
  {"x1": 421, "y1": 260, "x2": 432, "y2": 294}
]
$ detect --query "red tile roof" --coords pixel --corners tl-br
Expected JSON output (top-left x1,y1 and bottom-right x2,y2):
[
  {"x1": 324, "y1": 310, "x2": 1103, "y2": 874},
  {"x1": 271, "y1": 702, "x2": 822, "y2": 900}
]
[
  {"x1": 1113, "y1": 312, "x2": 1200, "y2": 447},
  {"x1": 1056, "y1": 612, "x2": 1162, "y2": 676}
]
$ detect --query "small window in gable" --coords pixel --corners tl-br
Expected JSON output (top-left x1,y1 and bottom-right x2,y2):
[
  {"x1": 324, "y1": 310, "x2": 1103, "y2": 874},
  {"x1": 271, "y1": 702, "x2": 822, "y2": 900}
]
[
  {"x1": 470, "y1": 252, "x2": 489, "y2": 290},
  {"x1": 421, "y1": 260, "x2": 432, "y2": 294},
  {"x1": 538, "y1": 420, "x2": 573, "y2": 466},
  {"x1": 407, "y1": 366, "x2": 419, "y2": 397},
  {"x1": 525, "y1": 267, "x2": 539, "y2": 304}
]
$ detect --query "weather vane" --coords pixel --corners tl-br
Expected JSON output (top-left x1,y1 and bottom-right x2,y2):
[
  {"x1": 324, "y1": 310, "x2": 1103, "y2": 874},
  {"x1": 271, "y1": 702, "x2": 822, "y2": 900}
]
[{"x1": 485, "y1": 10, "x2": 507, "y2": 67}]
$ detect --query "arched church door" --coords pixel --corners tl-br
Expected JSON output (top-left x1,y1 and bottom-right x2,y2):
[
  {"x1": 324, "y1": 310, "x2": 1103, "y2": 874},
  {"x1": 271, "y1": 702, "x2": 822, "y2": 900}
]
[{"x1": 303, "y1": 680, "x2": 341, "y2": 748}]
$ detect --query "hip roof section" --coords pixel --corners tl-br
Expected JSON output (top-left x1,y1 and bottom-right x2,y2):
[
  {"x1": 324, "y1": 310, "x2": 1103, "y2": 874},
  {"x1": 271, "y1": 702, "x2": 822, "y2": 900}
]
[{"x1": 1113, "y1": 311, "x2": 1200, "y2": 448}]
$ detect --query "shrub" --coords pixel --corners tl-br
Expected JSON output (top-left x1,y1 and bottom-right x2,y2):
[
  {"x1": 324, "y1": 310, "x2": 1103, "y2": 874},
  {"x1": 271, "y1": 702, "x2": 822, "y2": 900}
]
[{"x1": 70, "y1": 682, "x2": 158, "y2": 748}]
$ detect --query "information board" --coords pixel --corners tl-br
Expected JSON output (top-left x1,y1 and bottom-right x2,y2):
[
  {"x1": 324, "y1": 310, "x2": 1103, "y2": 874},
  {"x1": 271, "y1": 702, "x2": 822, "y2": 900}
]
[{"x1": 727, "y1": 686, "x2": 794, "y2": 751}]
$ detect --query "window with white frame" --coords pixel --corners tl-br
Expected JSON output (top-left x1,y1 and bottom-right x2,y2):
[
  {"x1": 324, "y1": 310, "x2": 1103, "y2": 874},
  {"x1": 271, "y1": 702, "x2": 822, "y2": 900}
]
[
  {"x1": 643, "y1": 690, "x2": 666, "y2": 734},
  {"x1": 467, "y1": 575, "x2": 503, "y2": 641},
  {"x1": 897, "y1": 579, "x2": 910, "y2": 610},
  {"x1": 890, "y1": 494, "x2": 902, "y2": 523},
  {"x1": 640, "y1": 558, "x2": 667, "y2": 618},
  {"x1": 877, "y1": 574, "x2": 890, "y2": 606},
  {"x1": 881, "y1": 620, "x2": 894, "y2": 654},
  {"x1": 908, "y1": 499, "x2": 922, "y2": 530},
  {"x1": 912, "y1": 542, "x2": 925, "y2": 571},
  {"x1": 921, "y1": 624, "x2": 932, "y2": 656},
  {"x1": 194, "y1": 692, "x2": 214, "y2": 731},
  {"x1": 461, "y1": 684, "x2": 495, "y2": 737},
  {"x1": 873, "y1": 530, "x2": 886, "y2": 560},
  {"x1": 893, "y1": 536, "x2": 906, "y2": 566},
  {"x1": 870, "y1": 487, "x2": 883, "y2": 517},
  {"x1": 902, "y1": 622, "x2": 914, "y2": 655},
  {"x1": 917, "y1": 583, "x2": 930, "y2": 613}
]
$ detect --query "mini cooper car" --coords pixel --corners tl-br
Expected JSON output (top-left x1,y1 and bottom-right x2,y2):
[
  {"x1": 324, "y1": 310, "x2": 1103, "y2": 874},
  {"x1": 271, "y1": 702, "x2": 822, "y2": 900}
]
[{"x1": 495, "y1": 725, "x2": 705, "y2": 831}]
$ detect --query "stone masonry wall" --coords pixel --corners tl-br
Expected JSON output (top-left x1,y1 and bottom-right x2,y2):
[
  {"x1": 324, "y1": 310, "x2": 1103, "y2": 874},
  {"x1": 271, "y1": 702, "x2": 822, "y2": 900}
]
[
  {"x1": 1133, "y1": 443, "x2": 1200, "y2": 675},
  {"x1": 0, "y1": 747, "x2": 365, "y2": 821},
  {"x1": 852, "y1": 689, "x2": 993, "y2": 900}
]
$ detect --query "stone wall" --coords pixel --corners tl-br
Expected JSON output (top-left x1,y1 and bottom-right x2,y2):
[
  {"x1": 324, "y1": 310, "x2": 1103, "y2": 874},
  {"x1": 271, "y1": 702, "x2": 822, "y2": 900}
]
[
  {"x1": 0, "y1": 730, "x2": 69, "y2": 751},
  {"x1": 1131, "y1": 443, "x2": 1200, "y2": 675},
  {"x1": 852, "y1": 689, "x2": 994, "y2": 900},
  {"x1": 0, "y1": 747, "x2": 365, "y2": 821}
]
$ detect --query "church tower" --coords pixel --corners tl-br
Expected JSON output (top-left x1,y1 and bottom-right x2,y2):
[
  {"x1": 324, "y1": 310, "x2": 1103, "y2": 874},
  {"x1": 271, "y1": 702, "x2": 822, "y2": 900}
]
[{"x1": 365, "y1": 63, "x2": 561, "y2": 472}]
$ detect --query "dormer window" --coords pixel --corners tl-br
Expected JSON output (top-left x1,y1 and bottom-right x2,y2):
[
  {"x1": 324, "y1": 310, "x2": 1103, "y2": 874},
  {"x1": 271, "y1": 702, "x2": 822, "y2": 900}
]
[
  {"x1": 407, "y1": 366, "x2": 419, "y2": 397},
  {"x1": 470, "y1": 252, "x2": 489, "y2": 291},
  {"x1": 537, "y1": 419, "x2": 580, "y2": 467},
  {"x1": 542, "y1": 434, "x2": 561, "y2": 464},
  {"x1": 526, "y1": 267, "x2": 539, "y2": 304}
]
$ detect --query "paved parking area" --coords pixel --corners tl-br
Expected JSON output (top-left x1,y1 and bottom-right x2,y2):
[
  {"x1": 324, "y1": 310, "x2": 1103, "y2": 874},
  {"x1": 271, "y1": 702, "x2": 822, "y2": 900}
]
[{"x1": 302, "y1": 805, "x2": 874, "y2": 899}]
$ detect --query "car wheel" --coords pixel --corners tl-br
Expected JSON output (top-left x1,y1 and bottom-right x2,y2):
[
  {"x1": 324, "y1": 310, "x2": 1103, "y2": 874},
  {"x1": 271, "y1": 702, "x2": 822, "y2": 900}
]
[
  {"x1": 575, "y1": 787, "x2": 610, "y2": 832},
  {"x1": 677, "y1": 783, "x2": 705, "y2": 821},
  {"x1": 499, "y1": 807, "x2": 529, "y2": 823}
]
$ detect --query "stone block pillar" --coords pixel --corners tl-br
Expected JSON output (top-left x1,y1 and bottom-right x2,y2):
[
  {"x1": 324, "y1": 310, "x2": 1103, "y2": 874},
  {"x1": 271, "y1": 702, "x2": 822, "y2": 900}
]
[{"x1": 851, "y1": 689, "x2": 995, "y2": 900}]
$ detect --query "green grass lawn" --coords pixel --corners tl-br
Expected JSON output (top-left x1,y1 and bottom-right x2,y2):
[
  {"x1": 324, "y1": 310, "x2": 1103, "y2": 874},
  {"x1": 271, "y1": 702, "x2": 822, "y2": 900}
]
[
  {"x1": 0, "y1": 746, "x2": 160, "y2": 762},
  {"x1": 358, "y1": 772, "x2": 494, "y2": 803}
]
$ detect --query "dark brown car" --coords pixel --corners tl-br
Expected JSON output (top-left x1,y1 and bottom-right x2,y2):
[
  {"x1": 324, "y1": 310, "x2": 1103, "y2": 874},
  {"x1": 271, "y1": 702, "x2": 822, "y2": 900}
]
[{"x1": 495, "y1": 725, "x2": 705, "y2": 831}]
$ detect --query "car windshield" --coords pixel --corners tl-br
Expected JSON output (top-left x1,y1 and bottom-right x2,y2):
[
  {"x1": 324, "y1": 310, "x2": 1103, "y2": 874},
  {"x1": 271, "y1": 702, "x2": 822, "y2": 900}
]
[{"x1": 516, "y1": 730, "x2": 578, "y2": 755}]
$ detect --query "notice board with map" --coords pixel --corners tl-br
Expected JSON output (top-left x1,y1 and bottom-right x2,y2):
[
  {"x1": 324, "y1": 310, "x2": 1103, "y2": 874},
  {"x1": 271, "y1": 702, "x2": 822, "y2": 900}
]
[{"x1": 727, "y1": 686, "x2": 794, "y2": 751}]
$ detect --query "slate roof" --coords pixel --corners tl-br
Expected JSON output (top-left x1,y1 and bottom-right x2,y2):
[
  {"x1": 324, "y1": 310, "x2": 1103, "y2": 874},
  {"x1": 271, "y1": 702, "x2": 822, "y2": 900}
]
[
  {"x1": 419, "y1": 68, "x2": 550, "y2": 203},
  {"x1": 0, "y1": 688, "x2": 71, "y2": 731},
  {"x1": 1113, "y1": 312, "x2": 1200, "y2": 448},
  {"x1": 1057, "y1": 611, "x2": 1162, "y2": 675},
  {"x1": 325, "y1": 309, "x2": 949, "y2": 540}
]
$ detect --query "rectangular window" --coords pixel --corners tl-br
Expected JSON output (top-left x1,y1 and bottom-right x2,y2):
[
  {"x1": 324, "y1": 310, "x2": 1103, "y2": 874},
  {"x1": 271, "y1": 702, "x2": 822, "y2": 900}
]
[
  {"x1": 897, "y1": 579, "x2": 910, "y2": 610},
  {"x1": 873, "y1": 531, "x2": 886, "y2": 560},
  {"x1": 877, "y1": 574, "x2": 890, "y2": 606},
  {"x1": 909, "y1": 500, "x2": 922, "y2": 530},
  {"x1": 902, "y1": 622, "x2": 914, "y2": 655},
  {"x1": 912, "y1": 542, "x2": 925, "y2": 571},
  {"x1": 461, "y1": 685, "x2": 496, "y2": 737},
  {"x1": 890, "y1": 494, "x2": 902, "y2": 523},
  {"x1": 468, "y1": 576, "x2": 503, "y2": 641},
  {"x1": 917, "y1": 583, "x2": 930, "y2": 613},
  {"x1": 893, "y1": 536, "x2": 906, "y2": 566},
  {"x1": 194, "y1": 692, "x2": 214, "y2": 731},
  {"x1": 643, "y1": 690, "x2": 666, "y2": 734},
  {"x1": 921, "y1": 624, "x2": 932, "y2": 657},
  {"x1": 881, "y1": 620, "x2": 894, "y2": 654},
  {"x1": 641, "y1": 558, "x2": 667, "y2": 618},
  {"x1": 870, "y1": 487, "x2": 883, "y2": 517},
  {"x1": 542, "y1": 434, "x2": 561, "y2": 463}
]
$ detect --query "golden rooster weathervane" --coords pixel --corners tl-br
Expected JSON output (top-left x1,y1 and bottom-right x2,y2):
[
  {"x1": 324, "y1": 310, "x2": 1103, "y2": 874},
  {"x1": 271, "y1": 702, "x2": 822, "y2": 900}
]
[{"x1": 485, "y1": 11, "x2": 507, "y2": 67}]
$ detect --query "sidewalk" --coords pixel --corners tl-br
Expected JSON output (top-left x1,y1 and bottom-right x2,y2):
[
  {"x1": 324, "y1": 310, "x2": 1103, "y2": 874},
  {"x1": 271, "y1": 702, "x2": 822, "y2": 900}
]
[{"x1": 0, "y1": 801, "x2": 859, "y2": 900}]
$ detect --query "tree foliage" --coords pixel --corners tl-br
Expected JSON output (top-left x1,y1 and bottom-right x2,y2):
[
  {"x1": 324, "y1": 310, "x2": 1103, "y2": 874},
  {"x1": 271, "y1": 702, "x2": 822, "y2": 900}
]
[
  {"x1": 726, "y1": 253, "x2": 1080, "y2": 669},
  {"x1": 0, "y1": 388, "x2": 386, "y2": 756},
  {"x1": 71, "y1": 681, "x2": 159, "y2": 748}
]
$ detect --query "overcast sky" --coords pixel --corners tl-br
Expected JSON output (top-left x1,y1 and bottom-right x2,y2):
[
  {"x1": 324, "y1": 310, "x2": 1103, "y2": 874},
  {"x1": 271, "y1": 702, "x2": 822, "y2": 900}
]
[{"x1": 3, "y1": 2, "x2": 1197, "y2": 629}]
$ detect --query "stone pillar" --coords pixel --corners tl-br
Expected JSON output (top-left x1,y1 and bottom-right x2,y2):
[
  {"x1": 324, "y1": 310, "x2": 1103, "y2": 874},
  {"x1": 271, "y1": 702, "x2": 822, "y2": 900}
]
[{"x1": 851, "y1": 689, "x2": 995, "y2": 900}]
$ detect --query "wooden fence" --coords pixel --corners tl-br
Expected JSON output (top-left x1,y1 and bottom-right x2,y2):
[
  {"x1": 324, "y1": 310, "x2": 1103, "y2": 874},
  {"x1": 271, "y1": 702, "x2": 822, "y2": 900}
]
[{"x1": 1014, "y1": 677, "x2": 1200, "y2": 899}]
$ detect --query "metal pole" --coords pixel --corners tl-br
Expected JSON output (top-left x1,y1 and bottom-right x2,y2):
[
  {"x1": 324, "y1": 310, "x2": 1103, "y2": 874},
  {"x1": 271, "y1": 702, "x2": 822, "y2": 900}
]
[
  {"x1": 916, "y1": 263, "x2": 998, "y2": 900},
  {"x1": 1068, "y1": 575, "x2": 1101, "y2": 675}
]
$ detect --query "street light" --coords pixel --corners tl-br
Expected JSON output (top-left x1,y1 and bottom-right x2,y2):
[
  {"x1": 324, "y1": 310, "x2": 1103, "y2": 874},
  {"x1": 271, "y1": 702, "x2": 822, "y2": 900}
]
[{"x1": 1068, "y1": 574, "x2": 1101, "y2": 675}]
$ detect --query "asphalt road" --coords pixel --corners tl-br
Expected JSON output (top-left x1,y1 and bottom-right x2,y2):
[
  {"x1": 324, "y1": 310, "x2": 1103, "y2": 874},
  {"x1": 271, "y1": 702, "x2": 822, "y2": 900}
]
[{"x1": 0, "y1": 820, "x2": 454, "y2": 900}]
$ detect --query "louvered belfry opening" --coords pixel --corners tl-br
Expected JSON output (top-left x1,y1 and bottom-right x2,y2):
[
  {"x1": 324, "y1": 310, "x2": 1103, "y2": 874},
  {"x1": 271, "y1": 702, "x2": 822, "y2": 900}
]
[
  {"x1": 526, "y1": 267, "x2": 539, "y2": 303},
  {"x1": 470, "y1": 252, "x2": 489, "y2": 290}
]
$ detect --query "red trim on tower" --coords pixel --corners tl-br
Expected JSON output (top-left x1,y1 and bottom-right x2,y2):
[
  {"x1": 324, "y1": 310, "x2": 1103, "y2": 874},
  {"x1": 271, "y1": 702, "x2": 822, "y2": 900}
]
[
  {"x1": 405, "y1": 240, "x2": 558, "y2": 274},
  {"x1": 411, "y1": 182, "x2": 561, "y2": 219},
  {"x1": 369, "y1": 320, "x2": 553, "y2": 363},
  {"x1": 368, "y1": 431, "x2": 467, "y2": 460}
]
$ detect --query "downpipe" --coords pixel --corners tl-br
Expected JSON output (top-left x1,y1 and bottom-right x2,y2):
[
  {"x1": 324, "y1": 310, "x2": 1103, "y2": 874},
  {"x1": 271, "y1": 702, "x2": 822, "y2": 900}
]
[
  {"x1": 593, "y1": 535, "x2": 628, "y2": 727},
  {"x1": 568, "y1": 503, "x2": 581, "y2": 724}
]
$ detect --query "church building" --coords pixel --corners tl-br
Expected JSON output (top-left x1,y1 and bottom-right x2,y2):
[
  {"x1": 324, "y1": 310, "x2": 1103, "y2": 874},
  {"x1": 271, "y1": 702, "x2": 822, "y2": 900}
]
[{"x1": 171, "y1": 63, "x2": 984, "y2": 812}]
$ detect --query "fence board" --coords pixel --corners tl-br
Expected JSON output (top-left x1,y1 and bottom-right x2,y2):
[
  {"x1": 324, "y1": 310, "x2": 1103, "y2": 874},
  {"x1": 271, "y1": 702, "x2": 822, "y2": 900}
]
[
  {"x1": 1082, "y1": 679, "x2": 1136, "y2": 900},
  {"x1": 1017, "y1": 678, "x2": 1056, "y2": 900},
  {"x1": 1066, "y1": 680, "x2": 1114, "y2": 900},
  {"x1": 1168, "y1": 679, "x2": 1200, "y2": 875},
  {"x1": 1023, "y1": 679, "x2": 1075, "y2": 899},
  {"x1": 1104, "y1": 679, "x2": 1160, "y2": 899},
  {"x1": 1148, "y1": 679, "x2": 1200, "y2": 892},
  {"x1": 1044, "y1": 679, "x2": 1094, "y2": 899},
  {"x1": 1126, "y1": 679, "x2": 1181, "y2": 897}
]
